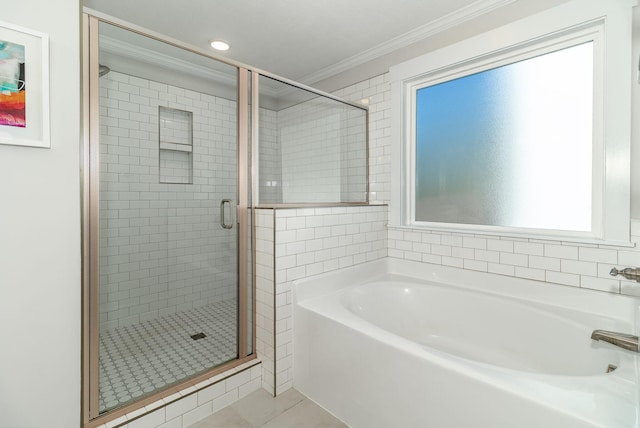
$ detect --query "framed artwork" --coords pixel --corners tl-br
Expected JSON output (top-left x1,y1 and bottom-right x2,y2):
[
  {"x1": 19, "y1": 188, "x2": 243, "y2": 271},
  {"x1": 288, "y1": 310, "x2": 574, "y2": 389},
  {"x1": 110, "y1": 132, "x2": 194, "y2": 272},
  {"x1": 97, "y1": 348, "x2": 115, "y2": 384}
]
[{"x1": 0, "y1": 21, "x2": 49, "y2": 148}]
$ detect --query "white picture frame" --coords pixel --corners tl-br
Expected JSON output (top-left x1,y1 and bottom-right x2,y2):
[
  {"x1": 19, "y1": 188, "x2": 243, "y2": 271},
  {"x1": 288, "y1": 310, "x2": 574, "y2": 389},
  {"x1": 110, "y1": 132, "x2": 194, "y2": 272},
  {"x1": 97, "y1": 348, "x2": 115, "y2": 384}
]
[{"x1": 0, "y1": 21, "x2": 50, "y2": 148}]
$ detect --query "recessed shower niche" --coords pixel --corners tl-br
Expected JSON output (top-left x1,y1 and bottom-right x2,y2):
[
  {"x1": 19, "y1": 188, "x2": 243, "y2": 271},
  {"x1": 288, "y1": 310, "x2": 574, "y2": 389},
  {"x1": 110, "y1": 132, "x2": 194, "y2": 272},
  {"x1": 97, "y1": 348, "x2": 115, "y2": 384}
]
[{"x1": 159, "y1": 106, "x2": 193, "y2": 184}]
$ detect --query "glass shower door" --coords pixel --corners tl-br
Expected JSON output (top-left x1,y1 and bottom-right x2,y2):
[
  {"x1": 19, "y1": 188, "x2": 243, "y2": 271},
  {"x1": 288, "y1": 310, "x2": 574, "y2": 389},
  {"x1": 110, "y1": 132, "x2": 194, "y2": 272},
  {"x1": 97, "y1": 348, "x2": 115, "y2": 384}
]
[{"x1": 90, "y1": 20, "x2": 249, "y2": 417}]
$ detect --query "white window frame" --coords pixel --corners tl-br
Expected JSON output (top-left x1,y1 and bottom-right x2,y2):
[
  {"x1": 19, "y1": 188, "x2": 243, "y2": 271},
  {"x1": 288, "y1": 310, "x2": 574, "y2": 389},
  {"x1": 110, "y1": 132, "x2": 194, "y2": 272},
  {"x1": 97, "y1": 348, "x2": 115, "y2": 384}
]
[
  {"x1": 408, "y1": 29, "x2": 602, "y2": 238},
  {"x1": 390, "y1": 0, "x2": 634, "y2": 245}
]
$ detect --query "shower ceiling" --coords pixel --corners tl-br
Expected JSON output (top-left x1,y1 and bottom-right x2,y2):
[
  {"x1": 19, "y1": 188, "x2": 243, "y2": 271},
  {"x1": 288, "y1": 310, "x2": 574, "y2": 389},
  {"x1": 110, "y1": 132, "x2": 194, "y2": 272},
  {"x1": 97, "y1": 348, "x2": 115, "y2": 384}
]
[{"x1": 83, "y1": 0, "x2": 572, "y2": 89}]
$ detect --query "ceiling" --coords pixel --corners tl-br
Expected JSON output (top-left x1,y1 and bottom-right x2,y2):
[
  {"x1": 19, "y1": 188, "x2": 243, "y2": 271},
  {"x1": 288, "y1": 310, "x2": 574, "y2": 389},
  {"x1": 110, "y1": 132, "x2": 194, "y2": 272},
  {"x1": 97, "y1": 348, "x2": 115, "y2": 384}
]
[{"x1": 83, "y1": 0, "x2": 530, "y2": 86}]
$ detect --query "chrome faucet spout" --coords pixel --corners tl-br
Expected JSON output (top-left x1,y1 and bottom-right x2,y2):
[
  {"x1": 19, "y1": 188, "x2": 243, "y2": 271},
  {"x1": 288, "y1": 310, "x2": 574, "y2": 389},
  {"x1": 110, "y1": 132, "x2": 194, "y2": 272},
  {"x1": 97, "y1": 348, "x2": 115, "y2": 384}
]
[
  {"x1": 609, "y1": 266, "x2": 640, "y2": 282},
  {"x1": 591, "y1": 330, "x2": 639, "y2": 352}
]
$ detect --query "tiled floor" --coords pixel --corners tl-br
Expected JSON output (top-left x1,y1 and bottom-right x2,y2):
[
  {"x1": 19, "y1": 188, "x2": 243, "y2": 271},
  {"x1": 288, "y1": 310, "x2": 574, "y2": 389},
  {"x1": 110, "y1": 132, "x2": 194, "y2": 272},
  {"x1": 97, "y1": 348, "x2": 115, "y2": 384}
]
[
  {"x1": 99, "y1": 300, "x2": 237, "y2": 413},
  {"x1": 189, "y1": 388, "x2": 348, "y2": 428}
]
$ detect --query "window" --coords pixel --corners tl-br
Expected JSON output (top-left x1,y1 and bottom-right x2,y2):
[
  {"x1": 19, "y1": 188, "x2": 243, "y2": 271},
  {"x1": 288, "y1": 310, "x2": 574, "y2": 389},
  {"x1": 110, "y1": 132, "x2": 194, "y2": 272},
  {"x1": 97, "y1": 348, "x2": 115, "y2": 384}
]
[
  {"x1": 414, "y1": 42, "x2": 593, "y2": 232},
  {"x1": 390, "y1": 0, "x2": 633, "y2": 244}
]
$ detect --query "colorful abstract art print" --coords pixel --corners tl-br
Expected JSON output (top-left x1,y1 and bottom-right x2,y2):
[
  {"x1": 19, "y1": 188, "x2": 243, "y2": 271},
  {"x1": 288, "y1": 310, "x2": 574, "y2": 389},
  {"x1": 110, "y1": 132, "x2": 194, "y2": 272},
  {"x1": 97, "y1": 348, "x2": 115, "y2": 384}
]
[
  {"x1": 0, "y1": 21, "x2": 48, "y2": 148},
  {"x1": 0, "y1": 39, "x2": 26, "y2": 128}
]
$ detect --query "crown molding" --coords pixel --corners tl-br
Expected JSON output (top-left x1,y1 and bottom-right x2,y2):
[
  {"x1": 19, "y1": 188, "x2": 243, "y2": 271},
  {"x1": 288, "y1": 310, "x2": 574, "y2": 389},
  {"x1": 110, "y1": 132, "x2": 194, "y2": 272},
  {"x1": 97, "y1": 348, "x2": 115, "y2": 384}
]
[{"x1": 298, "y1": 0, "x2": 517, "y2": 85}]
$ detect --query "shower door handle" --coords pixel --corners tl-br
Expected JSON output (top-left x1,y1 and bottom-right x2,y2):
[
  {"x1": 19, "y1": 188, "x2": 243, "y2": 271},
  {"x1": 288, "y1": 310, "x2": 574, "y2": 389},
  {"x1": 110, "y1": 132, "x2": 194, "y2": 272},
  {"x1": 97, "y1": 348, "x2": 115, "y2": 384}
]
[{"x1": 220, "y1": 199, "x2": 234, "y2": 229}]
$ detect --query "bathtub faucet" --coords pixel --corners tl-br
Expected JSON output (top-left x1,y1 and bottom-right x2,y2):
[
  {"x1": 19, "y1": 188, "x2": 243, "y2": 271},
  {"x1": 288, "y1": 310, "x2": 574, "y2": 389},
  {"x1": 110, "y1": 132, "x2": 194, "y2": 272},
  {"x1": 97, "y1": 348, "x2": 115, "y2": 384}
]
[
  {"x1": 609, "y1": 266, "x2": 640, "y2": 282},
  {"x1": 591, "y1": 330, "x2": 639, "y2": 352}
]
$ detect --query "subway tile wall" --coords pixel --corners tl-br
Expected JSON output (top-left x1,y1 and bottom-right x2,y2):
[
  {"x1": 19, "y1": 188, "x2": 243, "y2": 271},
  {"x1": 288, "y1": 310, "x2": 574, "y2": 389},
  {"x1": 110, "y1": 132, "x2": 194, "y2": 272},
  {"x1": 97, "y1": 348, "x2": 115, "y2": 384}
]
[
  {"x1": 255, "y1": 208, "x2": 275, "y2": 395},
  {"x1": 95, "y1": 361, "x2": 262, "y2": 428},
  {"x1": 387, "y1": 226, "x2": 640, "y2": 296},
  {"x1": 279, "y1": 102, "x2": 342, "y2": 203},
  {"x1": 99, "y1": 71, "x2": 238, "y2": 331},
  {"x1": 278, "y1": 99, "x2": 367, "y2": 203},
  {"x1": 258, "y1": 108, "x2": 282, "y2": 204},
  {"x1": 256, "y1": 205, "x2": 388, "y2": 394},
  {"x1": 258, "y1": 97, "x2": 368, "y2": 204},
  {"x1": 333, "y1": 74, "x2": 391, "y2": 205},
  {"x1": 334, "y1": 72, "x2": 640, "y2": 298}
]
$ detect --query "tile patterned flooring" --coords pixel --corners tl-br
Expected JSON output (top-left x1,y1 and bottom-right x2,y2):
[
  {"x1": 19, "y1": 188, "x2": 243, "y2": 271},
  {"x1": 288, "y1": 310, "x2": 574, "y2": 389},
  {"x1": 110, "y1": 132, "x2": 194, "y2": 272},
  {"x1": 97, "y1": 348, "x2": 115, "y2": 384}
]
[
  {"x1": 189, "y1": 388, "x2": 348, "y2": 428},
  {"x1": 99, "y1": 300, "x2": 237, "y2": 413}
]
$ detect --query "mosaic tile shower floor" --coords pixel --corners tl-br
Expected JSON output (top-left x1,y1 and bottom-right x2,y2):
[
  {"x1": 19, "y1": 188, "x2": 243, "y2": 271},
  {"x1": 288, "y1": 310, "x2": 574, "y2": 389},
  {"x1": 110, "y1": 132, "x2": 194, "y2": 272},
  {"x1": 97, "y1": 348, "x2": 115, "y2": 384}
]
[{"x1": 99, "y1": 300, "x2": 237, "y2": 413}]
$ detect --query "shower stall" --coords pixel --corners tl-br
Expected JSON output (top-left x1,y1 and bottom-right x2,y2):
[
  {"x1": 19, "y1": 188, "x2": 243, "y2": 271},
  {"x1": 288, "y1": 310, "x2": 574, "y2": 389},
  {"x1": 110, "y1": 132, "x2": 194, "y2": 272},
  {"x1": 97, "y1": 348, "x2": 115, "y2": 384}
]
[
  {"x1": 82, "y1": 11, "x2": 368, "y2": 427},
  {"x1": 83, "y1": 16, "x2": 253, "y2": 423}
]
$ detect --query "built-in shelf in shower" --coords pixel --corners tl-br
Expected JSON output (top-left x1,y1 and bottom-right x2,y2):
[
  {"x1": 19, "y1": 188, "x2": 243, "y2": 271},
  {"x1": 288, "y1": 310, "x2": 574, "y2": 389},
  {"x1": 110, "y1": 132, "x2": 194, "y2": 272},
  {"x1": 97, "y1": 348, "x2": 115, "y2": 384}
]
[{"x1": 159, "y1": 106, "x2": 193, "y2": 184}]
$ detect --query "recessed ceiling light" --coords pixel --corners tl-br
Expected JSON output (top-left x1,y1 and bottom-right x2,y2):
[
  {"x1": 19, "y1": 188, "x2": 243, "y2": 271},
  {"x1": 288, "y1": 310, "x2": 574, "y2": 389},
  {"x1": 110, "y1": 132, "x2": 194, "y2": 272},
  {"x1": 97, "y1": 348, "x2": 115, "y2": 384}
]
[{"x1": 210, "y1": 40, "x2": 230, "y2": 51}]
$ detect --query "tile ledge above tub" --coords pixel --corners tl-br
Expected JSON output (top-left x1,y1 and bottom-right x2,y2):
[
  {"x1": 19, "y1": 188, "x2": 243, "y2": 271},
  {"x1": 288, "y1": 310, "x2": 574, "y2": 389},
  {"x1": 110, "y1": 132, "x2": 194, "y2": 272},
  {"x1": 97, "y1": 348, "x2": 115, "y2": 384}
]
[{"x1": 387, "y1": 224, "x2": 637, "y2": 249}]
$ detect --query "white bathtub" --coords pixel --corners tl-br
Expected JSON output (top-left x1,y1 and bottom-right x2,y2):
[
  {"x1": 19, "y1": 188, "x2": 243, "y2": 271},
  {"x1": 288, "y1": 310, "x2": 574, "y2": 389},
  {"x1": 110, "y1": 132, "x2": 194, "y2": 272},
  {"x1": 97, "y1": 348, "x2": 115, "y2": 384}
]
[{"x1": 293, "y1": 258, "x2": 640, "y2": 428}]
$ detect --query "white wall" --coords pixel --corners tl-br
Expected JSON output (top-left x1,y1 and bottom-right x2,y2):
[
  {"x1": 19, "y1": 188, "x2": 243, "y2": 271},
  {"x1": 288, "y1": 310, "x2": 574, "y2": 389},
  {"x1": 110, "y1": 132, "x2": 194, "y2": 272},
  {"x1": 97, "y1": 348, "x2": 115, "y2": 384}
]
[{"x1": 0, "y1": 1, "x2": 81, "y2": 428}]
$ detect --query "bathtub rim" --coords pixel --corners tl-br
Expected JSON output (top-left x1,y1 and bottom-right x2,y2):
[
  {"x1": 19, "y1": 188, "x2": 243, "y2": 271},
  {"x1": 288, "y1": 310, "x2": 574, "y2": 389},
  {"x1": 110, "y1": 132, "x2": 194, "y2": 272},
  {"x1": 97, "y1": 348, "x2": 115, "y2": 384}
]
[{"x1": 293, "y1": 257, "x2": 640, "y2": 325}]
